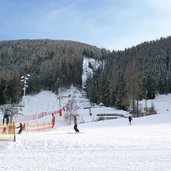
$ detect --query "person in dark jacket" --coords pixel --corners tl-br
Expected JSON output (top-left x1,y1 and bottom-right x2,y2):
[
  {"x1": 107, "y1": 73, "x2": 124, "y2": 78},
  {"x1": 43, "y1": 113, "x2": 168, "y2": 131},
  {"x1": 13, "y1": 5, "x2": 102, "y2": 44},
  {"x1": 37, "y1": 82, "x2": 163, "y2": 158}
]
[
  {"x1": 74, "y1": 116, "x2": 79, "y2": 132},
  {"x1": 17, "y1": 123, "x2": 23, "y2": 134},
  {"x1": 3, "y1": 113, "x2": 10, "y2": 125},
  {"x1": 128, "y1": 115, "x2": 133, "y2": 125}
]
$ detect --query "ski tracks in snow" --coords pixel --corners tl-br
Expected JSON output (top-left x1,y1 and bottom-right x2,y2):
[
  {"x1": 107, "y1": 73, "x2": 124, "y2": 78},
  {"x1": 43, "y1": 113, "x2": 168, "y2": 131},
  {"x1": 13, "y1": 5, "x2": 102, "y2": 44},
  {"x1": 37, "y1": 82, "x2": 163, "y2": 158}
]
[{"x1": 0, "y1": 124, "x2": 171, "y2": 171}]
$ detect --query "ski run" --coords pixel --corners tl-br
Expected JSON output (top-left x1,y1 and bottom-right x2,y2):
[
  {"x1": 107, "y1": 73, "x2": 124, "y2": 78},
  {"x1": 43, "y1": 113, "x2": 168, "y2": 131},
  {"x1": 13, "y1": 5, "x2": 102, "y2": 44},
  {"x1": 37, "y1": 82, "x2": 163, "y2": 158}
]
[{"x1": 0, "y1": 89, "x2": 171, "y2": 171}]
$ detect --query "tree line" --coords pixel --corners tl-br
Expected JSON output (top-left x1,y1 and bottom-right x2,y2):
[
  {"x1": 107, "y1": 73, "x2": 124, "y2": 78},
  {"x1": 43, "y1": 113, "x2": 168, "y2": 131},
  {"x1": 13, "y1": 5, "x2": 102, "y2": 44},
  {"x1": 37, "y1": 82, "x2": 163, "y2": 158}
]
[
  {"x1": 86, "y1": 36, "x2": 171, "y2": 116},
  {"x1": 0, "y1": 39, "x2": 104, "y2": 105}
]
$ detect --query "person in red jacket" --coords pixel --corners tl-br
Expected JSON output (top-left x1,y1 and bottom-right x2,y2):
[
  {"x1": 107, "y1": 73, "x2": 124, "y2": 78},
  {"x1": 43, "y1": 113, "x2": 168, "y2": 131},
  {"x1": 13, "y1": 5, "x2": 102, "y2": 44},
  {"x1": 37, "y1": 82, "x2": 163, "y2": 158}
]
[{"x1": 52, "y1": 113, "x2": 55, "y2": 128}]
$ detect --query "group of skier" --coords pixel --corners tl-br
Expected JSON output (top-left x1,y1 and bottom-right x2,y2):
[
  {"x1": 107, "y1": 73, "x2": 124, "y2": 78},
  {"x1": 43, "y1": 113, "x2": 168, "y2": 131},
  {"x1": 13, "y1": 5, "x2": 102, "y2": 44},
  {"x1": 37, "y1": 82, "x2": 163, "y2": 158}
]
[
  {"x1": 1, "y1": 112, "x2": 79, "y2": 134},
  {"x1": 2, "y1": 112, "x2": 24, "y2": 134},
  {"x1": 72, "y1": 115, "x2": 132, "y2": 133},
  {"x1": 1, "y1": 111, "x2": 132, "y2": 135}
]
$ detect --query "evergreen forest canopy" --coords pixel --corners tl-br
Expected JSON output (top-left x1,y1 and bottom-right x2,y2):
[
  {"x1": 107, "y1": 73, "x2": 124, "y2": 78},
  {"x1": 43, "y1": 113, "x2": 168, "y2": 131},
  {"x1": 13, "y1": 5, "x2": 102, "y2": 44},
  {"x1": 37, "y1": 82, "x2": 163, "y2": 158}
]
[
  {"x1": 0, "y1": 39, "x2": 105, "y2": 105},
  {"x1": 0, "y1": 37, "x2": 171, "y2": 115},
  {"x1": 86, "y1": 36, "x2": 171, "y2": 114}
]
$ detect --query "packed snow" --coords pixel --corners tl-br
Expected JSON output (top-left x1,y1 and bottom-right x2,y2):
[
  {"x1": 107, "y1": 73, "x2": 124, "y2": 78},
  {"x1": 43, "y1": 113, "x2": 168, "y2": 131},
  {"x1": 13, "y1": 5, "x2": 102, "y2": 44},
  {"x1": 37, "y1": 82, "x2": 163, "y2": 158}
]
[{"x1": 0, "y1": 58, "x2": 171, "y2": 171}]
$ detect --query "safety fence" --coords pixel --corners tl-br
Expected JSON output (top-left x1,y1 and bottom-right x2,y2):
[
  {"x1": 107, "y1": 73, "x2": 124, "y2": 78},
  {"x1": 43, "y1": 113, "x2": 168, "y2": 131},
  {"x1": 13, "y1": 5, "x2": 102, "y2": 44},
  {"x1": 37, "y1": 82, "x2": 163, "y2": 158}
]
[
  {"x1": 24, "y1": 121, "x2": 53, "y2": 132},
  {"x1": 14, "y1": 108, "x2": 63, "y2": 123},
  {"x1": 0, "y1": 106, "x2": 65, "y2": 142},
  {"x1": 0, "y1": 109, "x2": 62, "y2": 124},
  {"x1": 0, "y1": 123, "x2": 16, "y2": 142},
  {"x1": 0, "y1": 120, "x2": 54, "y2": 142}
]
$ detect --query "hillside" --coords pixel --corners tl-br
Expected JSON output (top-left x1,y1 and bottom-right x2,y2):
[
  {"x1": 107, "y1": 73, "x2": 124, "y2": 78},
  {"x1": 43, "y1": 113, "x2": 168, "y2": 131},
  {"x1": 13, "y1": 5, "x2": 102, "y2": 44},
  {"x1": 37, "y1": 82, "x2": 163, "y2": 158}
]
[
  {"x1": 86, "y1": 36, "x2": 171, "y2": 111},
  {"x1": 0, "y1": 39, "x2": 106, "y2": 105},
  {"x1": 1, "y1": 37, "x2": 171, "y2": 113}
]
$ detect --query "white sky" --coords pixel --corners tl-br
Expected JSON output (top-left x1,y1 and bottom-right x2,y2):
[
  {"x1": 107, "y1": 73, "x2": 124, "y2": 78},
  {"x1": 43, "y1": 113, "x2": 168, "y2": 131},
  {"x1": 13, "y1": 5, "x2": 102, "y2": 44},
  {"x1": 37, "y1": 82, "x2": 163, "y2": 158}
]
[{"x1": 0, "y1": 0, "x2": 171, "y2": 50}]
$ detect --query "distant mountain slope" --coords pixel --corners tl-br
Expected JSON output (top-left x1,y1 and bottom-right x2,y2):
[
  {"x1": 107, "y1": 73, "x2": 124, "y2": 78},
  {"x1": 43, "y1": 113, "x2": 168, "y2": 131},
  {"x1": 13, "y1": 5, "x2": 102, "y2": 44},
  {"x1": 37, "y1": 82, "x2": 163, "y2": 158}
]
[
  {"x1": 1, "y1": 36, "x2": 171, "y2": 112},
  {"x1": 0, "y1": 39, "x2": 107, "y2": 105},
  {"x1": 86, "y1": 36, "x2": 171, "y2": 112}
]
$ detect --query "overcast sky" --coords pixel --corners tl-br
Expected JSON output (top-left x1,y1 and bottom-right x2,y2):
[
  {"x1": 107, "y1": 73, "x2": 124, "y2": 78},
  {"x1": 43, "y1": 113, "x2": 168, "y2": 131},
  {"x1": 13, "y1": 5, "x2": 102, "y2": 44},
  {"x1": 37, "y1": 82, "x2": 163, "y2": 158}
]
[{"x1": 0, "y1": 0, "x2": 171, "y2": 50}]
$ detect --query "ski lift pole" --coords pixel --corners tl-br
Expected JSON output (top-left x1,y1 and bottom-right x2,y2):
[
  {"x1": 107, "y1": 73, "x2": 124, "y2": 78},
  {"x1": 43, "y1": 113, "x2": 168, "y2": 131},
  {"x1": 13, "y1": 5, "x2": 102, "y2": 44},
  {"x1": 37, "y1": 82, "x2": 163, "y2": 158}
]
[
  {"x1": 56, "y1": 79, "x2": 62, "y2": 116},
  {"x1": 21, "y1": 74, "x2": 30, "y2": 106},
  {"x1": 13, "y1": 122, "x2": 16, "y2": 142},
  {"x1": 58, "y1": 86, "x2": 62, "y2": 116},
  {"x1": 59, "y1": 96, "x2": 62, "y2": 116},
  {"x1": 84, "y1": 107, "x2": 92, "y2": 116}
]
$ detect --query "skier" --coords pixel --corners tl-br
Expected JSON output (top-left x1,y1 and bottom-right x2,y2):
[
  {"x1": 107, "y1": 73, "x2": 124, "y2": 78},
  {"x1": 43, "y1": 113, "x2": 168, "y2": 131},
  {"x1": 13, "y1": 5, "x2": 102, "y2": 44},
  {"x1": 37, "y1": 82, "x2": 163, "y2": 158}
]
[
  {"x1": 2, "y1": 127, "x2": 7, "y2": 134},
  {"x1": 74, "y1": 116, "x2": 79, "y2": 133},
  {"x1": 17, "y1": 123, "x2": 23, "y2": 134},
  {"x1": 128, "y1": 115, "x2": 133, "y2": 125},
  {"x1": 51, "y1": 113, "x2": 55, "y2": 128}
]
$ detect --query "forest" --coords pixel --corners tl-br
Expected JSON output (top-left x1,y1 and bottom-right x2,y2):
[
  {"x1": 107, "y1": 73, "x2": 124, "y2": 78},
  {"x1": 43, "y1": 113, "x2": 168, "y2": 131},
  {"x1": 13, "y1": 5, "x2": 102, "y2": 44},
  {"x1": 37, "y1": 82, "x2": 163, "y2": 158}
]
[
  {"x1": 0, "y1": 37, "x2": 171, "y2": 116},
  {"x1": 0, "y1": 39, "x2": 104, "y2": 104},
  {"x1": 86, "y1": 36, "x2": 171, "y2": 116}
]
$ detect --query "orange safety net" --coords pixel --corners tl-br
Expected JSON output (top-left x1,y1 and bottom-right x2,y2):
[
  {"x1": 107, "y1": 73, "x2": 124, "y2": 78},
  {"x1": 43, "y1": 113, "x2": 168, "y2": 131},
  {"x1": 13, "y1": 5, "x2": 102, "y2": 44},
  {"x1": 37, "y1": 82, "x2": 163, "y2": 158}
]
[
  {"x1": 24, "y1": 122, "x2": 53, "y2": 132},
  {"x1": 0, "y1": 123, "x2": 15, "y2": 142},
  {"x1": 14, "y1": 107, "x2": 64, "y2": 123}
]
